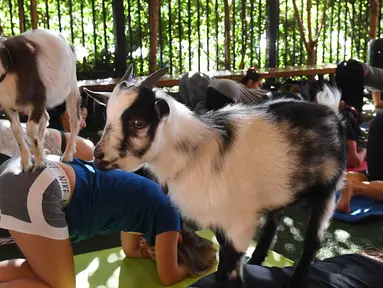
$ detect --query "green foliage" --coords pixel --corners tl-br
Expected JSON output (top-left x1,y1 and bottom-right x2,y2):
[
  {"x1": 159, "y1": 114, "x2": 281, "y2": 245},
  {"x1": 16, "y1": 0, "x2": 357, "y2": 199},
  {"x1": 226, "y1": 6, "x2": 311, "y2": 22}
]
[{"x1": 0, "y1": 0, "x2": 381, "y2": 79}]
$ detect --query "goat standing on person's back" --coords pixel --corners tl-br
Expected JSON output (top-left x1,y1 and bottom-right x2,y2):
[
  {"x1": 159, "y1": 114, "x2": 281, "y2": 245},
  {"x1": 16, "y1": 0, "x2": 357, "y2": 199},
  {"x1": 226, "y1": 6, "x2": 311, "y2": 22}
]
[
  {"x1": 84, "y1": 66, "x2": 347, "y2": 288},
  {"x1": 0, "y1": 29, "x2": 81, "y2": 172}
]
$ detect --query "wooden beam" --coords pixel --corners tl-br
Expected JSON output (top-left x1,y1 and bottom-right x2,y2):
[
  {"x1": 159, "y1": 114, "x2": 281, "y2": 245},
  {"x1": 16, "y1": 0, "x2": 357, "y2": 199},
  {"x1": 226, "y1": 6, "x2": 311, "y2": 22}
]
[{"x1": 78, "y1": 64, "x2": 337, "y2": 92}]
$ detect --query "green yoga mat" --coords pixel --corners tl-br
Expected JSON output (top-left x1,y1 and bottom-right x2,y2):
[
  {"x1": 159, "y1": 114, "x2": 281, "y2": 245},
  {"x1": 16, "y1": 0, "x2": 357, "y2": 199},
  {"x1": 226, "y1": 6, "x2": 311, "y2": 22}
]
[{"x1": 75, "y1": 230, "x2": 294, "y2": 288}]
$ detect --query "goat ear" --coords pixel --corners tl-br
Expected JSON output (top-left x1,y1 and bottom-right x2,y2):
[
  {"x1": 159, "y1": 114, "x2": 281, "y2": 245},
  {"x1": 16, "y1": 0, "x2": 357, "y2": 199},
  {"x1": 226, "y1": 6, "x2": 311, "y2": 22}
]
[
  {"x1": 83, "y1": 88, "x2": 111, "y2": 106},
  {"x1": 120, "y1": 64, "x2": 134, "y2": 83},
  {"x1": 155, "y1": 98, "x2": 170, "y2": 119},
  {"x1": 141, "y1": 67, "x2": 169, "y2": 90}
]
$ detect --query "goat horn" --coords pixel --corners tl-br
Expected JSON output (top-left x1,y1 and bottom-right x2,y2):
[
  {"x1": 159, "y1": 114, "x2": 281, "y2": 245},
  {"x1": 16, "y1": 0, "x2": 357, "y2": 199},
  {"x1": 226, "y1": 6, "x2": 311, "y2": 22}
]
[
  {"x1": 83, "y1": 88, "x2": 111, "y2": 106},
  {"x1": 141, "y1": 67, "x2": 169, "y2": 90},
  {"x1": 121, "y1": 64, "x2": 134, "y2": 83}
]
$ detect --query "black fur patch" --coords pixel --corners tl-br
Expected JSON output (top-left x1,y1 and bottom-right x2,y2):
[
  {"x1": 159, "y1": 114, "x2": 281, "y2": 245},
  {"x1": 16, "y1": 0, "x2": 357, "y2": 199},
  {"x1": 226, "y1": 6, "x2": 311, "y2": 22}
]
[
  {"x1": 265, "y1": 100, "x2": 347, "y2": 193},
  {"x1": 215, "y1": 229, "x2": 244, "y2": 284},
  {"x1": 4, "y1": 34, "x2": 46, "y2": 123},
  {"x1": 119, "y1": 86, "x2": 161, "y2": 158},
  {"x1": 198, "y1": 110, "x2": 238, "y2": 171}
]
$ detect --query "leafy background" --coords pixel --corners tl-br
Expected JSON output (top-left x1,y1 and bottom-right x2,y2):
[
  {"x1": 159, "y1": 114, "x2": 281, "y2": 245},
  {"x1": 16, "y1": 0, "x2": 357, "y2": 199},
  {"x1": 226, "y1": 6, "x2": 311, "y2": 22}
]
[{"x1": 0, "y1": 0, "x2": 379, "y2": 78}]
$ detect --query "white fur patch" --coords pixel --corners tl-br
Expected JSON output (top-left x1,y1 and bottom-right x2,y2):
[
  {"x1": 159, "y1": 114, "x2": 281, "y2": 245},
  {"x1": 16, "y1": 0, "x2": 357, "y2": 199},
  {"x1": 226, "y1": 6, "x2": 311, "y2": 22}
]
[
  {"x1": 106, "y1": 85, "x2": 139, "y2": 124},
  {"x1": 317, "y1": 193, "x2": 336, "y2": 241}
]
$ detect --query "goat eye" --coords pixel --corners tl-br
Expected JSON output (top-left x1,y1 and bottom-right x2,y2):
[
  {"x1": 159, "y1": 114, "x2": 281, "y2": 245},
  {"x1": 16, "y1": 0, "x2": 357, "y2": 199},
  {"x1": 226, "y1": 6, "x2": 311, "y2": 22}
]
[{"x1": 133, "y1": 120, "x2": 146, "y2": 129}]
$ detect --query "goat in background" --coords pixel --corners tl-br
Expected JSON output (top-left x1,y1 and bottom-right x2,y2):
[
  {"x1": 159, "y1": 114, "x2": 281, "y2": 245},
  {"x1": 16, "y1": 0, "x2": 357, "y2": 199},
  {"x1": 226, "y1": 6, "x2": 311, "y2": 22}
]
[
  {"x1": 0, "y1": 29, "x2": 81, "y2": 171},
  {"x1": 85, "y1": 66, "x2": 347, "y2": 288}
]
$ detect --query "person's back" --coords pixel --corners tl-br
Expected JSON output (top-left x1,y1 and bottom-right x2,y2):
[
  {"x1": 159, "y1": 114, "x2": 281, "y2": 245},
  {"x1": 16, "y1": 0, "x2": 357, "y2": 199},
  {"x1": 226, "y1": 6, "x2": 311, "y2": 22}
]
[
  {"x1": 367, "y1": 110, "x2": 383, "y2": 180},
  {"x1": 208, "y1": 78, "x2": 267, "y2": 104},
  {"x1": 63, "y1": 158, "x2": 180, "y2": 245}
]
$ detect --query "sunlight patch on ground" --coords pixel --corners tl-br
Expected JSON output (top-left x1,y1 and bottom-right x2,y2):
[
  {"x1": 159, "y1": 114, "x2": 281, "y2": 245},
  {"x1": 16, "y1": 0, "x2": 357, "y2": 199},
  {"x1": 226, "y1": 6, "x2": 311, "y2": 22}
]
[
  {"x1": 105, "y1": 267, "x2": 121, "y2": 288},
  {"x1": 76, "y1": 257, "x2": 100, "y2": 288},
  {"x1": 334, "y1": 229, "x2": 350, "y2": 243}
]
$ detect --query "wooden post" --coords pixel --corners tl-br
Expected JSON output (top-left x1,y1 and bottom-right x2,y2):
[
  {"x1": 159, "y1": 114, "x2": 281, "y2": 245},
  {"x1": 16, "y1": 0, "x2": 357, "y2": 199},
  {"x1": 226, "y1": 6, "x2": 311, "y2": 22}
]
[
  {"x1": 149, "y1": 0, "x2": 160, "y2": 74},
  {"x1": 238, "y1": 0, "x2": 247, "y2": 70},
  {"x1": 112, "y1": 0, "x2": 127, "y2": 77},
  {"x1": 18, "y1": 0, "x2": 25, "y2": 33},
  {"x1": 266, "y1": 0, "x2": 279, "y2": 68},
  {"x1": 369, "y1": 0, "x2": 379, "y2": 39},
  {"x1": 369, "y1": 0, "x2": 381, "y2": 107},
  {"x1": 31, "y1": 0, "x2": 37, "y2": 29},
  {"x1": 224, "y1": 0, "x2": 231, "y2": 70}
]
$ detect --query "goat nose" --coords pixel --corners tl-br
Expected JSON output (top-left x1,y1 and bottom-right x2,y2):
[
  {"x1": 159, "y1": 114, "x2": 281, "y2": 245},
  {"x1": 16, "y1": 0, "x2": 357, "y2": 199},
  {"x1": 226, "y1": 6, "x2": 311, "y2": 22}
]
[
  {"x1": 94, "y1": 158, "x2": 111, "y2": 170},
  {"x1": 93, "y1": 146, "x2": 104, "y2": 160}
]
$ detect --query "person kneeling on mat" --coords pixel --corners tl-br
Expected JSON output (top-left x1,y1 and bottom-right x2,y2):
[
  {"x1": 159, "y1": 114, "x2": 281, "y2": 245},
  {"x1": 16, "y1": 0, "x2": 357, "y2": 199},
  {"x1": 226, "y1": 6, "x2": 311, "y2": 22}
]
[{"x1": 0, "y1": 155, "x2": 217, "y2": 287}]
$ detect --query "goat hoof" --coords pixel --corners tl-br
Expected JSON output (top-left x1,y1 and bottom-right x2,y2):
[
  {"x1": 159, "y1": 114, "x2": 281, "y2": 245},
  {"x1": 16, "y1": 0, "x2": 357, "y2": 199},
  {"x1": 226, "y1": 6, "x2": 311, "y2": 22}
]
[
  {"x1": 21, "y1": 160, "x2": 34, "y2": 173},
  {"x1": 33, "y1": 161, "x2": 46, "y2": 171},
  {"x1": 61, "y1": 153, "x2": 74, "y2": 163}
]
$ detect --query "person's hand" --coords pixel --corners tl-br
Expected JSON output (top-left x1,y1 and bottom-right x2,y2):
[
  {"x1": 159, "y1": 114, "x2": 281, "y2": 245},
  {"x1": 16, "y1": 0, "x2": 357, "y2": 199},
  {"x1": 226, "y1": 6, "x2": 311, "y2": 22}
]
[{"x1": 147, "y1": 246, "x2": 156, "y2": 261}]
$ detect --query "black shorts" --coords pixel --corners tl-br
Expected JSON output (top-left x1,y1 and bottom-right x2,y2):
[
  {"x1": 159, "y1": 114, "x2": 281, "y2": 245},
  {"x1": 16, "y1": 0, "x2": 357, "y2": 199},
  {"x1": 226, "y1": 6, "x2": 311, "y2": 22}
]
[{"x1": 204, "y1": 87, "x2": 235, "y2": 111}]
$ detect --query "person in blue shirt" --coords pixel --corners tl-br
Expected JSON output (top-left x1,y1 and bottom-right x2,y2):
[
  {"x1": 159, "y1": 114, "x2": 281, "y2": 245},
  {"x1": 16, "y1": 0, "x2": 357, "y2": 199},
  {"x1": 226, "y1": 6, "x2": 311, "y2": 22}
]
[{"x1": 0, "y1": 154, "x2": 217, "y2": 288}]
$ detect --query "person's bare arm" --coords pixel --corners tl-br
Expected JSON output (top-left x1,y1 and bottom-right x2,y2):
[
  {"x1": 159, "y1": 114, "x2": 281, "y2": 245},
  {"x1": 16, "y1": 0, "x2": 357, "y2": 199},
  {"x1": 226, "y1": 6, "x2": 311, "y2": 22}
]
[
  {"x1": 47, "y1": 128, "x2": 95, "y2": 161},
  {"x1": 372, "y1": 91, "x2": 383, "y2": 108},
  {"x1": 121, "y1": 232, "x2": 149, "y2": 258},
  {"x1": 347, "y1": 140, "x2": 366, "y2": 168},
  {"x1": 155, "y1": 231, "x2": 190, "y2": 286}
]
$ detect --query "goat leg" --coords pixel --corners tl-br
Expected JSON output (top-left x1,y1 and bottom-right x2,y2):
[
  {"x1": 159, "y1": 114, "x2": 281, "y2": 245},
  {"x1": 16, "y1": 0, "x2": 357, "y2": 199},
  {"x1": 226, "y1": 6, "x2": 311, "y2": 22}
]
[
  {"x1": 4, "y1": 108, "x2": 33, "y2": 172},
  {"x1": 27, "y1": 106, "x2": 46, "y2": 170},
  {"x1": 61, "y1": 86, "x2": 80, "y2": 162},
  {"x1": 289, "y1": 189, "x2": 336, "y2": 288},
  {"x1": 38, "y1": 110, "x2": 49, "y2": 142},
  {"x1": 247, "y1": 210, "x2": 283, "y2": 265},
  {"x1": 215, "y1": 230, "x2": 246, "y2": 288}
]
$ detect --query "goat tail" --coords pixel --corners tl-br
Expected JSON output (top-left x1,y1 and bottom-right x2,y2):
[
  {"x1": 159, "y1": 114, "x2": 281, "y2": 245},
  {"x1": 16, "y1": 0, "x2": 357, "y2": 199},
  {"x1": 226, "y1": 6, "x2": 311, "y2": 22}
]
[{"x1": 315, "y1": 85, "x2": 341, "y2": 115}]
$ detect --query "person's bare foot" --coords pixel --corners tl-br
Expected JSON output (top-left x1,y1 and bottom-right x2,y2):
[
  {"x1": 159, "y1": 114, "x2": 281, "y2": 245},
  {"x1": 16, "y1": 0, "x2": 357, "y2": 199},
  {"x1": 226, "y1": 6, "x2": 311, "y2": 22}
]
[{"x1": 336, "y1": 180, "x2": 353, "y2": 214}]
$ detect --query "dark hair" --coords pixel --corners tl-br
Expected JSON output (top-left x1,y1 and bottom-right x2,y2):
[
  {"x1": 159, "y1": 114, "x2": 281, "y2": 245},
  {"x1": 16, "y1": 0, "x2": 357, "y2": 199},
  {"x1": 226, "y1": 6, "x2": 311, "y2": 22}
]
[
  {"x1": 340, "y1": 105, "x2": 363, "y2": 140},
  {"x1": 240, "y1": 67, "x2": 262, "y2": 85},
  {"x1": 335, "y1": 59, "x2": 365, "y2": 112},
  {"x1": 278, "y1": 83, "x2": 301, "y2": 95},
  {"x1": 48, "y1": 97, "x2": 87, "y2": 119},
  {"x1": 177, "y1": 228, "x2": 217, "y2": 276}
]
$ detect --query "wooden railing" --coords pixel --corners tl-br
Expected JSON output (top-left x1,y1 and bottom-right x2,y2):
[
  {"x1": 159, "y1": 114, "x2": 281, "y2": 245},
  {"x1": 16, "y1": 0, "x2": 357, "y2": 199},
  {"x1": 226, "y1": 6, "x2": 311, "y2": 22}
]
[{"x1": 78, "y1": 64, "x2": 337, "y2": 93}]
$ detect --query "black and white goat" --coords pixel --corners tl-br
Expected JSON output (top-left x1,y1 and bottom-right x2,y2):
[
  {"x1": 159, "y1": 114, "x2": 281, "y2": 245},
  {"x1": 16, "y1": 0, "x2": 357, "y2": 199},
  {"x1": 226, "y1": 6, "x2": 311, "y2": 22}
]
[
  {"x1": 0, "y1": 29, "x2": 80, "y2": 171},
  {"x1": 85, "y1": 67, "x2": 347, "y2": 288}
]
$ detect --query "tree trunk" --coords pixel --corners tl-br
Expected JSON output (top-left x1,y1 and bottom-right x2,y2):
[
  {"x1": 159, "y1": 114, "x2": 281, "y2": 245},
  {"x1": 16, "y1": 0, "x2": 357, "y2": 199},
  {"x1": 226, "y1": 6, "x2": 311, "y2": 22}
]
[
  {"x1": 307, "y1": 45, "x2": 316, "y2": 66},
  {"x1": 239, "y1": 0, "x2": 247, "y2": 70},
  {"x1": 292, "y1": 0, "x2": 327, "y2": 67},
  {"x1": 18, "y1": 0, "x2": 25, "y2": 33},
  {"x1": 369, "y1": 0, "x2": 380, "y2": 39},
  {"x1": 31, "y1": 0, "x2": 37, "y2": 29},
  {"x1": 224, "y1": 0, "x2": 231, "y2": 70},
  {"x1": 149, "y1": 0, "x2": 160, "y2": 74}
]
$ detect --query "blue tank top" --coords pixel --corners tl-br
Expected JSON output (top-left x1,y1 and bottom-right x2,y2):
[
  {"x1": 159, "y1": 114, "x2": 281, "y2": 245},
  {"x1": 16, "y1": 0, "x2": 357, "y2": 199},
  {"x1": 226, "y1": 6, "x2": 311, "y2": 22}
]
[{"x1": 63, "y1": 158, "x2": 181, "y2": 246}]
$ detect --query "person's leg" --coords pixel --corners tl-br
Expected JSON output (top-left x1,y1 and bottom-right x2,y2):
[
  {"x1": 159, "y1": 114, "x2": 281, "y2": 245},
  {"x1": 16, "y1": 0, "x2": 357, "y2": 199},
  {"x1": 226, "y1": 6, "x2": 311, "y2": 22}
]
[
  {"x1": 0, "y1": 259, "x2": 38, "y2": 282},
  {"x1": 0, "y1": 230, "x2": 75, "y2": 288},
  {"x1": 336, "y1": 172, "x2": 383, "y2": 213}
]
